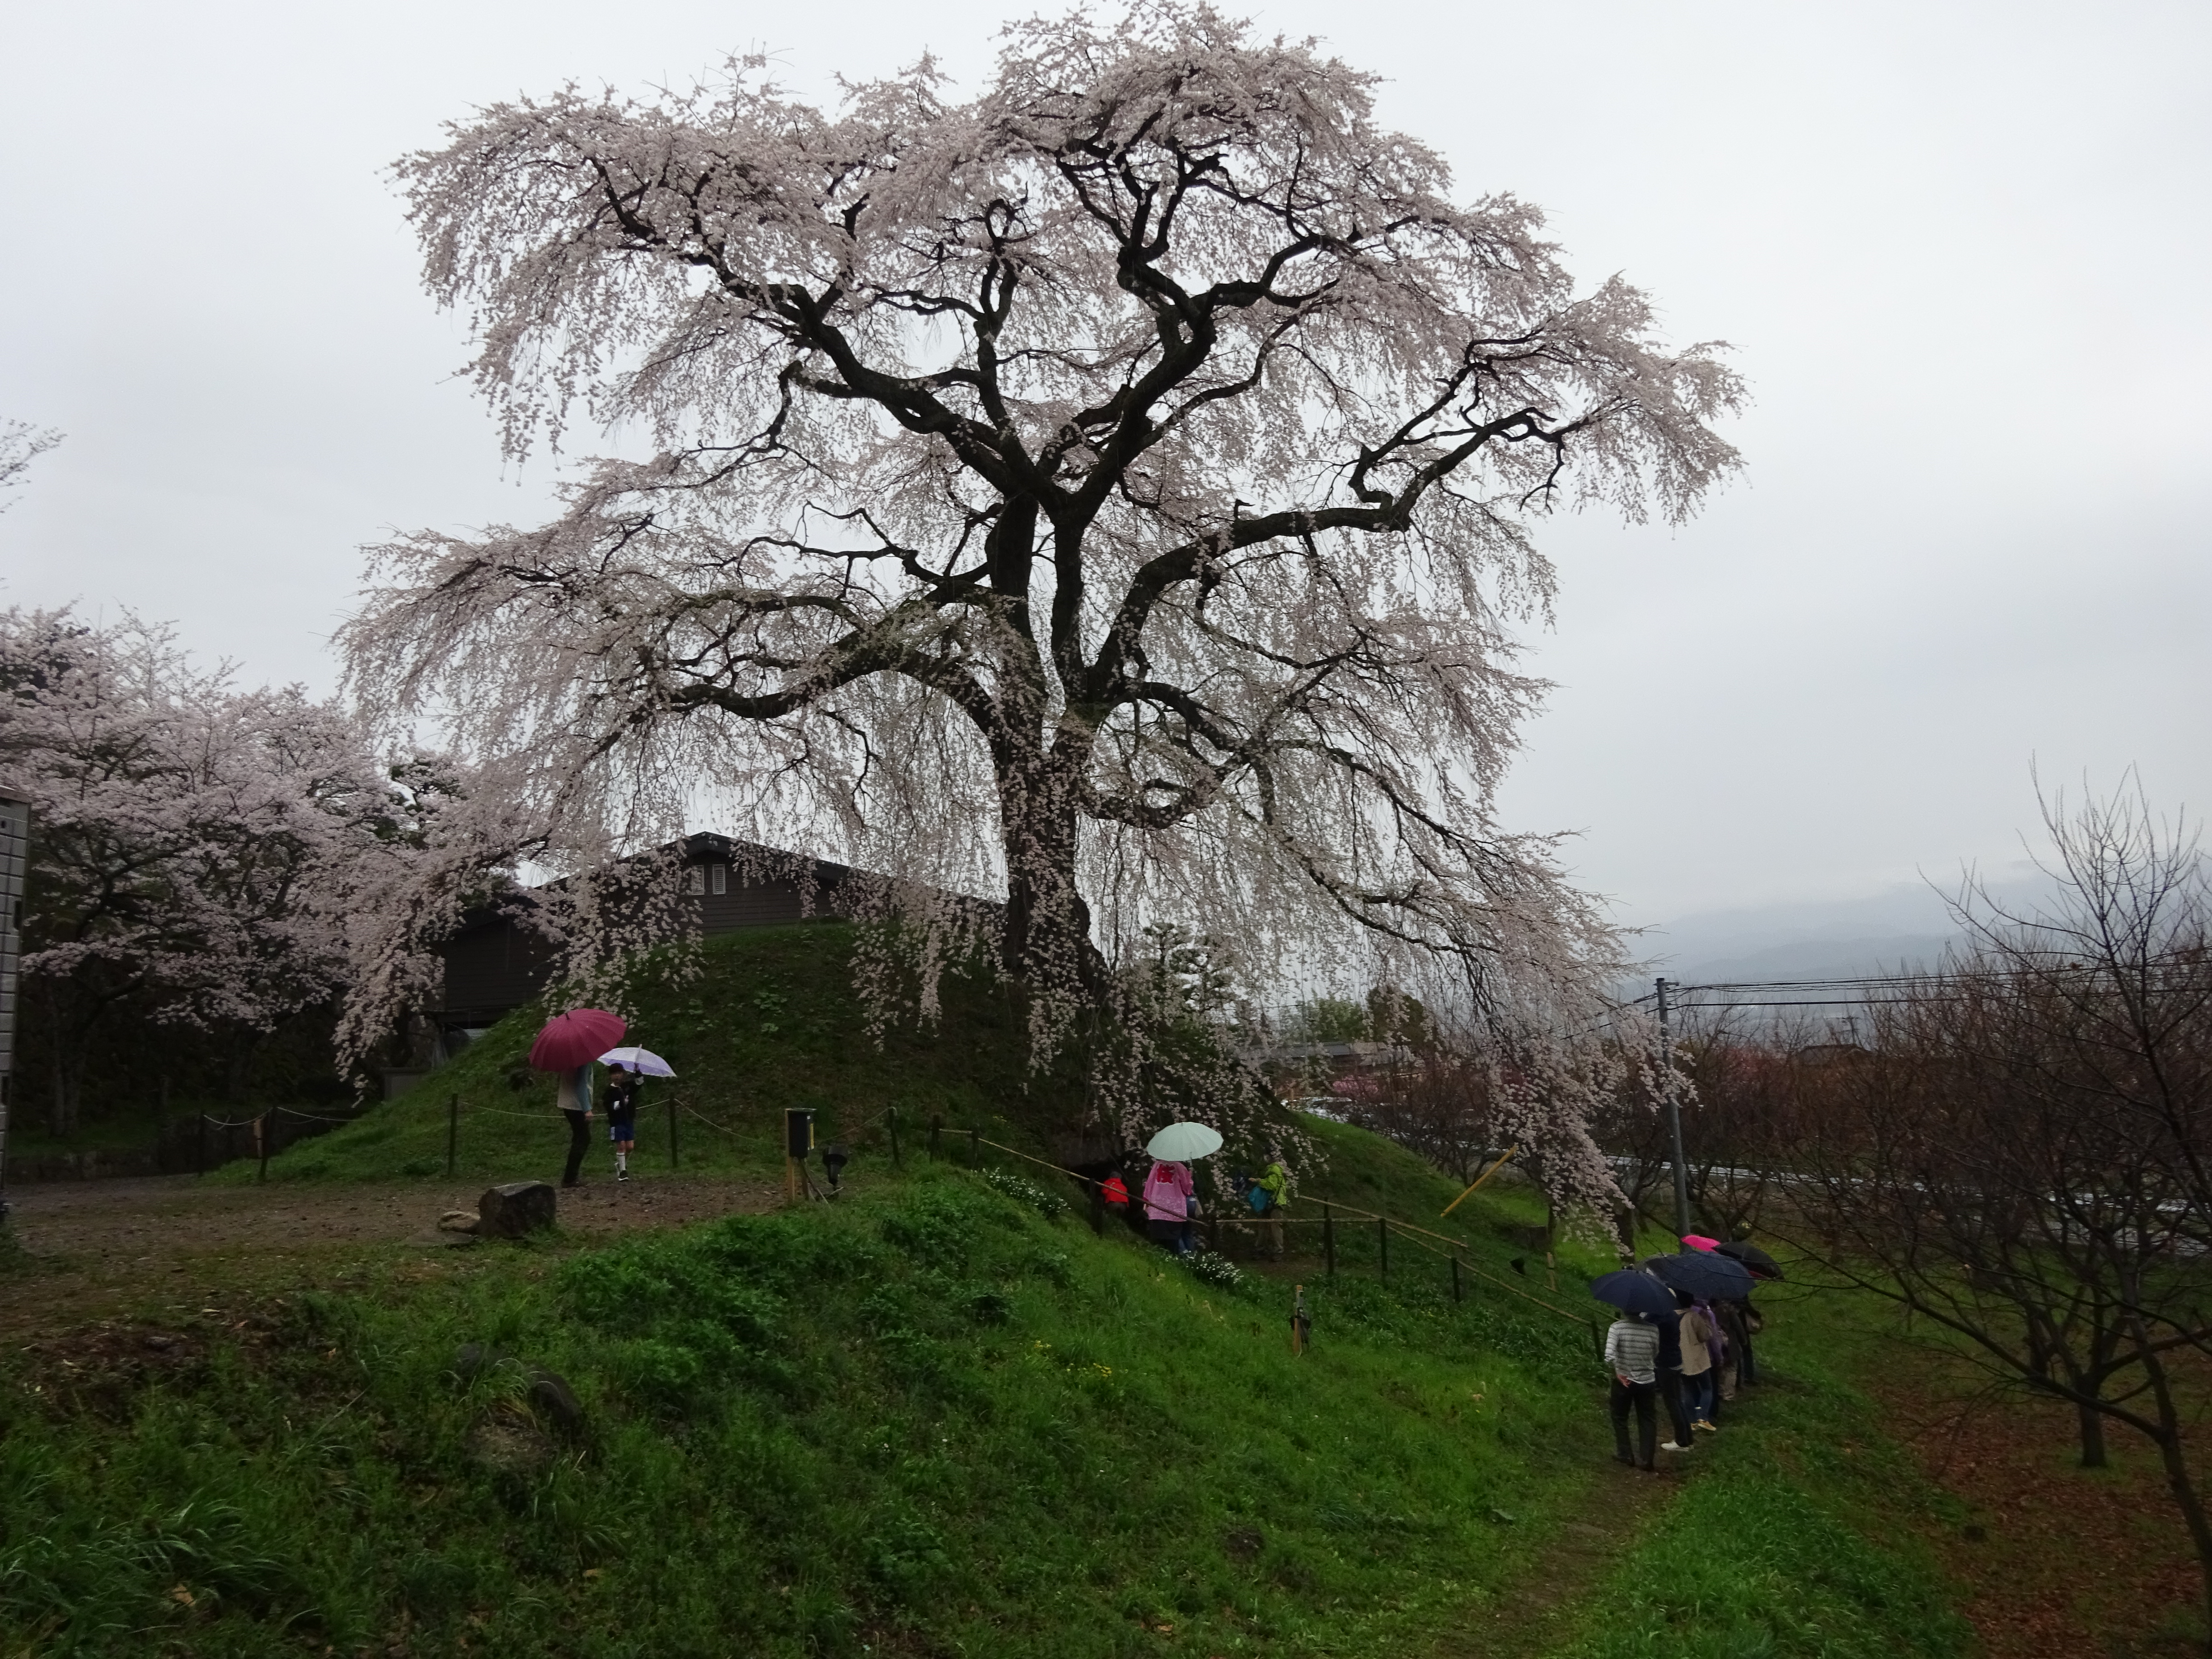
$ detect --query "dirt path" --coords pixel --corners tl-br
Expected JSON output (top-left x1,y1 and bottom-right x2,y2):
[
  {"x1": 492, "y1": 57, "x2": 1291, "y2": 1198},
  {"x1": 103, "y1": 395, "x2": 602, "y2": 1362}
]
[
  {"x1": 1451, "y1": 1458, "x2": 1683, "y2": 1659},
  {"x1": 0, "y1": 1172, "x2": 781, "y2": 1341}
]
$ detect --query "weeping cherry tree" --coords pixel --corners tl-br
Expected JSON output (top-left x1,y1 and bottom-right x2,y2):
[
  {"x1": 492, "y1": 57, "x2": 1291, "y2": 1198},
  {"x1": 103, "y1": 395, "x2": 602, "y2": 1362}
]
[{"x1": 342, "y1": 3, "x2": 1739, "y2": 1198}]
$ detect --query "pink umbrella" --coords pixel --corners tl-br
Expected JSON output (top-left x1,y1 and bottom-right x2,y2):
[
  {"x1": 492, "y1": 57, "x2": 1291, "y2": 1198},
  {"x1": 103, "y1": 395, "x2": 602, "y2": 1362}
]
[
  {"x1": 530, "y1": 1008, "x2": 627, "y2": 1072},
  {"x1": 1682, "y1": 1234, "x2": 1722, "y2": 1252}
]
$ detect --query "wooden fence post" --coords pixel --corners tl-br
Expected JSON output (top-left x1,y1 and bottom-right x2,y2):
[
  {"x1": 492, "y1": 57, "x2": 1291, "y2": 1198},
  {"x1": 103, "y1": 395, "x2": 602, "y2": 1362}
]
[
  {"x1": 1323, "y1": 1203, "x2": 1336, "y2": 1278},
  {"x1": 196, "y1": 1113, "x2": 207, "y2": 1177},
  {"x1": 1089, "y1": 1178, "x2": 1105, "y2": 1236},
  {"x1": 256, "y1": 1114, "x2": 270, "y2": 1185},
  {"x1": 968, "y1": 1126, "x2": 980, "y2": 1167},
  {"x1": 1452, "y1": 1255, "x2": 1462, "y2": 1304},
  {"x1": 888, "y1": 1107, "x2": 902, "y2": 1169},
  {"x1": 668, "y1": 1094, "x2": 680, "y2": 1170}
]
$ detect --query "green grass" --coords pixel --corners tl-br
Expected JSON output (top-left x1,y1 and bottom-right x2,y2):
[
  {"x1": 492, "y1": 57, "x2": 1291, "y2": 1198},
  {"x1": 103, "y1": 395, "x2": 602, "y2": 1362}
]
[
  {"x1": 233, "y1": 925, "x2": 1065, "y2": 1186},
  {"x1": 1540, "y1": 1279, "x2": 1974, "y2": 1659},
  {"x1": 8, "y1": 925, "x2": 1982, "y2": 1657},
  {"x1": 3, "y1": 1162, "x2": 1616, "y2": 1658}
]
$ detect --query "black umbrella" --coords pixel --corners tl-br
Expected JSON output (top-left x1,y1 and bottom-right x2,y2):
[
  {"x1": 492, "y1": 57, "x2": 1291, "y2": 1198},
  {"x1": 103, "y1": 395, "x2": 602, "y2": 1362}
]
[
  {"x1": 1644, "y1": 1251, "x2": 1755, "y2": 1302},
  {"x1": 1714, "y1": 1240, "x2": 1784, "y2": 1282},
  {"x1": 1590, "y1": 1269, "x2": 1679, "y2": 1321}
]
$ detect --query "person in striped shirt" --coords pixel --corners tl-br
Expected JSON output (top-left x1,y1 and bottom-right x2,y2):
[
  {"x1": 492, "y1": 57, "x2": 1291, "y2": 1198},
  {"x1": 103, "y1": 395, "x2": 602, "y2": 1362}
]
[{"x1": 1604, "y1": 1311, "x2": 1663, "y2": 1471}]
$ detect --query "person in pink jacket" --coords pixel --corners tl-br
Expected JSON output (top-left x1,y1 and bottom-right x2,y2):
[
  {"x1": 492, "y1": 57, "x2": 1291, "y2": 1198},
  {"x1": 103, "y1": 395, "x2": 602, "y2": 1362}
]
[{"x1": 1143, "y1": 1159, "x2": 1195, "y2": 1256}]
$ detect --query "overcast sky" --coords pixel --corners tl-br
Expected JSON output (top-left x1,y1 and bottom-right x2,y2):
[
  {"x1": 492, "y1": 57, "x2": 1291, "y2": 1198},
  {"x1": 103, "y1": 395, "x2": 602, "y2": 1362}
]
[{"x1": 3, "y1": 0, "x2": 2206, "y2": 935}]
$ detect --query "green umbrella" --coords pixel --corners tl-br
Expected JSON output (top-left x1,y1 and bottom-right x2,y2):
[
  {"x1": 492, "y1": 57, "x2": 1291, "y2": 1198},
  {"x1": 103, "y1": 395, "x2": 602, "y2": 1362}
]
[{"x1": 1145, "y1": 1122, "x2": 1223, "y2": 1161}]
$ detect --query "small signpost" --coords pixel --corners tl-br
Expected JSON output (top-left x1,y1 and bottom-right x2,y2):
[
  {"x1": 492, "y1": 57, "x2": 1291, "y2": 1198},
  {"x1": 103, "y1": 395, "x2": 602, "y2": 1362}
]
[{"x1": 784, "y1": 1108, "x2": 813, "y2": 1206}]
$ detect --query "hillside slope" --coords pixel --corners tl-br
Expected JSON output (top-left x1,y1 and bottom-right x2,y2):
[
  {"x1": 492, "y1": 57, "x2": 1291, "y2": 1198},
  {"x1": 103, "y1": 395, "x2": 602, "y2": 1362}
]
[
  {"x1": 1, "y1": 1152, "x2": 1974, "y2": 1659},
  {"x1": 25, "y1": 928, "x2": 1975, "y2": 1658},
  {"x1": 253, "y1": 925, "x2": 1075, "y2": 1186}
]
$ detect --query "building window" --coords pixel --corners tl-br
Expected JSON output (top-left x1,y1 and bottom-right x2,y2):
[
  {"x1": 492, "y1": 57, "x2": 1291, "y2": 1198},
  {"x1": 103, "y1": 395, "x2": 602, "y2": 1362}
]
[
  {"x1": 711, "y1": 863, "x2": 728, "y2": 895},
  {"x1": 684, "y1": 867, "x2": 705, "y2": 896}
]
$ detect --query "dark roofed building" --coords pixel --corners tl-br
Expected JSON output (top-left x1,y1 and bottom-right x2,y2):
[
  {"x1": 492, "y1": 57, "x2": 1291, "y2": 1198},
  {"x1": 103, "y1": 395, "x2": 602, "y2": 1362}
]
[{"x1": 436, "y1": 834, "x2": 855, "y2": 1031}]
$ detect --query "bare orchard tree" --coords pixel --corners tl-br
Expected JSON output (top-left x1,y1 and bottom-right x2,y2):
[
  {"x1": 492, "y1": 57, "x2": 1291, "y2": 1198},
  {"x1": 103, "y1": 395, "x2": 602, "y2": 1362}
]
[
  {"x1": 342, "y1": 5, "x2": 1736, "y2": 1175},
  {"x1": 1783, "y1": 786, "x2": 2212, "y2": 1640},
  {"x1": 1673, "y1": 1012, "x2": 1807, "y2": 1241},
  {"x1": 1365, "y1": 1050, "x2": 1496, "y2": 1183}
]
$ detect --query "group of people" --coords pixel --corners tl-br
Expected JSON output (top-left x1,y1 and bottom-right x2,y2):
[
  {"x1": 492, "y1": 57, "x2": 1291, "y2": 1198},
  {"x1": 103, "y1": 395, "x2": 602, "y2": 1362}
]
[
  {"x1": 1602, "y1": 1289, "x2": 1763, "y2": 1471},
  {"x1": 1101, "y1": 1153, "x2": 1292, "y2": 1259},
  {"x1": 554, "y1": 1059, "x2": 644, "y2": 1187}
]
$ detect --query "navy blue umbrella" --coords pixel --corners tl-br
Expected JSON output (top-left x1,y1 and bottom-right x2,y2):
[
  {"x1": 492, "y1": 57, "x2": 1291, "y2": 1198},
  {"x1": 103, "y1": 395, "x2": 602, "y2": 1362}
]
[
  {"x1": 1715, "y1": 1240, "x2": 1784, "y2": 1281},
  {"x1": 1591, "y1": 1269, "x2": 1679, "y2": 1320},
  {"x1": 1644, "y1": 1251, "x2": 1756, "y2": 1301}
]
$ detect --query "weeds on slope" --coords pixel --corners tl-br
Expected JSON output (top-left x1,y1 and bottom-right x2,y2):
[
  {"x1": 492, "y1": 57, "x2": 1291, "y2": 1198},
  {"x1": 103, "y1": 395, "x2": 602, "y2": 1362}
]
[{"x1": 0, "y1": 1166, "x2": 1612, "y2": 1659}]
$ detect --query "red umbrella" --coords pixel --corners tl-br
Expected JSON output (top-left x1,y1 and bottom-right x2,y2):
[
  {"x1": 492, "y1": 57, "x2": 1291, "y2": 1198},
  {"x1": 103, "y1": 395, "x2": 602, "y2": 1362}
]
[{"x1": 530, "y1": 1008, "x2": 627, "y2": 1072}]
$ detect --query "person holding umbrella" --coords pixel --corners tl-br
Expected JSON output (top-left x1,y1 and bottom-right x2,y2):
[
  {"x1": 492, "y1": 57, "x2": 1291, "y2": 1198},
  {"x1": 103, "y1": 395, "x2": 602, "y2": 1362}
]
[
  {"x1": 595, "y1": 1045, "x2": 675, "y2": 1186},
  {"x1": 1679, "y1": 1297, "x2": 1720, "y2": 1434},
  {"x1": 1591, "y1": 1270, "x2": 1676, "y2": 1472},
  {"x1": 1141, "y1": 1122, "x2": 1222, "y2": 1258},
  {"x1": 556, "y1": 1061, "x2": 595, "y2": 1188},
  {"x1": 602, "y1": 1064, "x2": 639, "y2": 1181},
  {"x1": 1655, "y1": 1289, "x2": 1696, "y2": 1452},
  {"x1": 1714, "y1": 1237, "x2": 1782, "y2": 1386},
  {"x1": 530, "y1": 1009, "x2": 627, "y2": 1189},
  {"x1": 1143, "y1": 1157, "x2": 1196, "y2": 1256}
]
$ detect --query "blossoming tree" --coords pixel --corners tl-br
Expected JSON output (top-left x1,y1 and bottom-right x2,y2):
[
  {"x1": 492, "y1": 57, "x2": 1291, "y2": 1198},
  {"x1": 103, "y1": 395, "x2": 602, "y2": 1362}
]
[
  {"x1": 0, "y1": 610, "x2": 401, "y2": 1127},
  {"x1": 346, "y1": 5, "x2": 1738, "y2": 1201}
]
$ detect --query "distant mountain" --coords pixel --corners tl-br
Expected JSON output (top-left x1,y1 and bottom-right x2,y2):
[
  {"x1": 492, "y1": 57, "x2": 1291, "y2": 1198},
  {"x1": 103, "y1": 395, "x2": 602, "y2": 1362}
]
[
  {"x1": 1661, "y1": 933, "x2": 1954, "y2": 984},
  {"x1": 1626, "y1": 868, "x2": 2053, "y2": 991}
]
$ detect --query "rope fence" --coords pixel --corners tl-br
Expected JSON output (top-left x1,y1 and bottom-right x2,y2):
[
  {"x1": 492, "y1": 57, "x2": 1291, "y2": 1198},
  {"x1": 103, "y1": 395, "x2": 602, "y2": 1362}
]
[
  {"x1": 44, "y1": 1089, "x2": 1589, "y2": 1346},
  {"x1": 961, "y1": 1133, "x2": 1599, "y2": 1350}
]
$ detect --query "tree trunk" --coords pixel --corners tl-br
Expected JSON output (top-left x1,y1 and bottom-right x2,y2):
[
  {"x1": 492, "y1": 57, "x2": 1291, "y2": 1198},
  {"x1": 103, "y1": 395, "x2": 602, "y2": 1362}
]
[
  {"x1": 2076, "y1": 1397, "x2": 2108, "y2": 1469},
  {"x1": 47, "y1": 1054, "x2": 77, "y2": 1139},
  {"x1": 997, "y1": 750, "x2": 1096, "y2": 1008},
  {"x1": 2133, "y1": 1329, "x2": 2212, "y2": 1650}
]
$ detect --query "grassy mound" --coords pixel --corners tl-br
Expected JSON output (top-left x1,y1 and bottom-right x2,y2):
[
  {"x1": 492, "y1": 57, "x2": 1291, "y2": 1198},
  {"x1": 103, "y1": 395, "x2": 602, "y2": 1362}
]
[
  {"x1": 5, "y1": 1162, "x2": 1606, "y2": 1657},
  {"x1": 250, "y1": 925, "x2": 1069, "y2": 1185},
  {"x1": 23, "y1": 923, "x2": 1978, "y2": 1658},
  {"x1": 5, "y1": 1127, "x2": 1973, "y2": 1659}
]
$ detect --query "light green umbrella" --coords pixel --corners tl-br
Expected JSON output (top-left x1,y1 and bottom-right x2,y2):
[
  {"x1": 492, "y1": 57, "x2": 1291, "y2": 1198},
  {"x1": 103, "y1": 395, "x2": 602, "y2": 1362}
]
[{"x1": 1145, "y1": 1122, "x2": 1223, "y2": 1161}]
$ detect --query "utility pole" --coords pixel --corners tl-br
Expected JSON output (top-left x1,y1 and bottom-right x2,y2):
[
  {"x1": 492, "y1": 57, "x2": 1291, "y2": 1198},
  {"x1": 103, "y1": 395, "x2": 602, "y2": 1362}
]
[{"x1": 1656, "y1": 977, "x2": 1691, "y2": 1242}]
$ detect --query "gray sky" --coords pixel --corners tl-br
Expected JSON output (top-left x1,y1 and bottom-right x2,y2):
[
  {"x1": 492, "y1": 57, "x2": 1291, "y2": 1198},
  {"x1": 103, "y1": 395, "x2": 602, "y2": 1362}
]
[{"x1": 3, "y1": 0, "x2": 2206, "y2": 937}]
